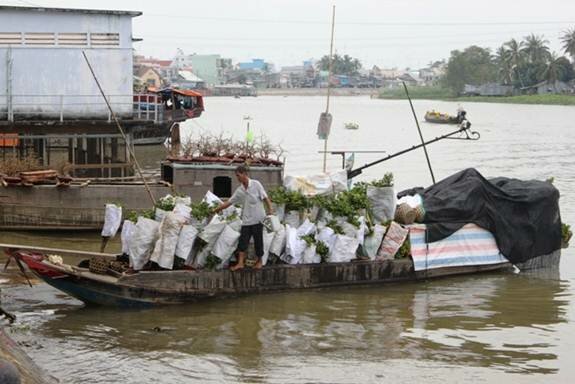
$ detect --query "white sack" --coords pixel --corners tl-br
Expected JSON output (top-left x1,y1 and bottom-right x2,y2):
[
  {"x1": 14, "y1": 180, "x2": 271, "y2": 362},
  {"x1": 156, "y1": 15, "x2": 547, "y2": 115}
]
[
  {"x1": 261, "y1": 231, "x2": 276, "y2": 266},
  {"x1": 377, "y1": 221, "x2": 409, "y2": 260},
  {"x1": 203, "y1": 190, "x2": 235, "y2": 216},
  {"x1": 192, "y1": 245, "x2": 213, "y2": 268},
  {"x1": 297, "y1": 219, "x2": 316, "y2": 237},
  {"x1": 175, "y1": 224, "x2": 199, "y2": 260},
  {"x1": 284, "y1": 210, "x2": 301, "y2": 227},
  {"x1": 272, "y1": 203, "x2": 286, "y2": 222},
  {"x1": 284, "y1": 225, "x2": 306, "y2": 264},
  {"x1": 212, "y1": 224, "x2": 241, "y2": 264},
  {"x1": 101, "y1": 204, "x2": 122, "y2": 238},
  {"x1": 317, "y1": 226, "x2": 337, "y2": 251},
  {"x1": 302, "y1": 244, "x2": 320, "y2": 264},
  {"x1": 329, "y1": 234, "x2": 360, "y2": 263},
  {"x1": 150, "y1": 212, "x2": 186, "y2": 269},
  {"x1": 283, "y1": 170, "x2": 348, "y2": 196},
  {"x1": 128, "y1": 217, "x2": 160, "y2": 270},
  {"x1": 367, "y1": 185, "x2": 396, "y2": 223},
  {"x1": 173, "y1": 203, "x2": 192, "y2": 222},
  {"x1": 198, "y1": 216, "x2": 226, "y2": 245},
  {"x1": 363, "y1": 224, "x2": 387, "y2": 260},
  {"x1": 155, "y1": 208, "x2": 168, "y2": 222},
  {"x1": 269, "y1": 225, "x2": 287, "y2": 256},
  {"x1": 175, "y1": 196, "x2": 192, "y2": 206},
  {"x1": 120, "y1": 220, "x2": 135, "y2": 255},
  {"x1": 264, "y1": 215, "x2": 282, "y2": 233}
]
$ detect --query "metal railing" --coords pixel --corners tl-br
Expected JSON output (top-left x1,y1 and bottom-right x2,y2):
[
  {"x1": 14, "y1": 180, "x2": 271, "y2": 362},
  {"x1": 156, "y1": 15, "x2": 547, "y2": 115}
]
[{"x1": 0, "y1": 93, "x2": 163, "y2": 123}]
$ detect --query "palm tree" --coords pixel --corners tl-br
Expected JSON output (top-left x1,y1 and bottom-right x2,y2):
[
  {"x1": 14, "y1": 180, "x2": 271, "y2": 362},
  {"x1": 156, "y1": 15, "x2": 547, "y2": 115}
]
[
  {"x1": 522, "y1": 34, "x2": 551, "y2": 64},
  {"x1": 504, "y1": 39, "x2": 525, "y2": 87},
  {"x1": 541, "y1": 53, "x2": 565, "y2": 91},
  {"x1": 495, "y1": 46, "x2": 513, "y2": 84},
  {"x1": 561, "y1": 27, "x2": 575, "y2": 61}
]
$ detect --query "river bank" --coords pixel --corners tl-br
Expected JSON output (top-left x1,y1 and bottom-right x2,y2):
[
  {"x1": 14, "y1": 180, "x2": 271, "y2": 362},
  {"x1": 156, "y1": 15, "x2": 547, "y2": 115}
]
[{"x1": 376, "y1": 86, "x2": 575, "y2": 106}]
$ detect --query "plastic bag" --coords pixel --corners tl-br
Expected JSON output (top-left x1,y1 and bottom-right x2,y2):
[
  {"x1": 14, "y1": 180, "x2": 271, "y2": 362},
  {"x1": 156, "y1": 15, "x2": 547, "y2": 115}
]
[
  {"x1": 150, "y1": 212, "x2": 186, "y2": 269},
  {"x1": 212, "y1": 224, "x2": 241, "y2": 264},
  {"x1": 101, "y1": 204, "x2": 122, "y2": 238},
  {"x1": 377, "y1": 221, "x2": 409, "y2": 260},
  {"x1": 175, "y1": 224, "x2": 199, "y2": 260},
  {"x1": 120, "y1": 219, "x2": 135, "y2": 255},
  {"x1": 329, "y1": 234, "x2": 360, "y2": 263},
  {"x1": 367, "y1": 185, "x2": 396, "y2": 223},
  {"x1": 128, "y1": 217, "x2": 160, "y2": 270},
  {"x1": 363, "y1": 224, "x2": 387, "y2": 260}
]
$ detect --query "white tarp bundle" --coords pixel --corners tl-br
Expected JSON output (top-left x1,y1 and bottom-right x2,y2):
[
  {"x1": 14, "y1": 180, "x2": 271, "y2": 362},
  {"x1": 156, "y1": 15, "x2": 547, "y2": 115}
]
[
  {"x1": 284, "y1": 225, "x2": 306, "y2": 264},
  {"x1": 283, "y1": 169, "x2": 348, "y2": 196},
  {"x1": 129, "y1": 217, "x2": 160, "y2": 270},
  {"x1": 101, "y1": 204, "x2": 122, "y2": 238}
]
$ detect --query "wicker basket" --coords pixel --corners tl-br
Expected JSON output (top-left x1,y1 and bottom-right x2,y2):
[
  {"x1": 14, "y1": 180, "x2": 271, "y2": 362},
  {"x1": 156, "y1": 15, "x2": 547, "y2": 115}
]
[
  {"x1": 109, "y1": 260, "x2": 129, "y2": 274},
  {"x1": 394, "y1": 203, "x2": 416, "y2": 225},
  {"x1": 89, "y1": 256, "x2": 110, "y2": 275}
]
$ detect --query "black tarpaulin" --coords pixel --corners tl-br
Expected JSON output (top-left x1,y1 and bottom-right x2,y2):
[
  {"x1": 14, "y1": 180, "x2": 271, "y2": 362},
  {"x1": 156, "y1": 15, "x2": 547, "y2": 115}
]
[{"x1": 419, "y1": 168, "x2": 561, "y2": 264}]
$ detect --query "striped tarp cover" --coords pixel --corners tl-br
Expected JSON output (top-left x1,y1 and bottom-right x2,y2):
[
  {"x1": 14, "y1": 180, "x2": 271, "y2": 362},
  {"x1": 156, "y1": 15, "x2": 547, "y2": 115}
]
[{"x1": 409, "y1": 223, "x2": 509, "y2": 272}]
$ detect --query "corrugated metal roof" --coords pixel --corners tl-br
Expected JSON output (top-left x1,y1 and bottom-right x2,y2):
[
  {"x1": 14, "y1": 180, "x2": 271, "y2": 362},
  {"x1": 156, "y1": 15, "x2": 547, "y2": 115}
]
[{"x1": 0, "y1": 5, "x2": 141, "y2": 17}]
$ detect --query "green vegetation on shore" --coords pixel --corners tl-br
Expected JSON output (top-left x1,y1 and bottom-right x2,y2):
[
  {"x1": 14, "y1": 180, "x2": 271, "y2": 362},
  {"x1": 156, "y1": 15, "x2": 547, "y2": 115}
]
[{"x1": 377, "y1": 86, "x2": 575, "y2": 105}]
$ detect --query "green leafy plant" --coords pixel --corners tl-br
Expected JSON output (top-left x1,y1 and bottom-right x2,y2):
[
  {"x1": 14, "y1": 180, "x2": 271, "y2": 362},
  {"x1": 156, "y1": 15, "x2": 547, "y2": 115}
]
[
  {"x1": 269, "y1": 187, "x2": 309, "y2": 211},
  {"x1": 395, "y1": 237, "x2": 411, "y2": 259},
  {"x1": 191, "y1": 201, "x2": 213, "y2": 221},
  {"x1": 326, "y1": 219, "x2": 345, "y2": 235},
  {"x1": 316, "y1": 241, "x2": 330, "y2": 263},
  {"x1": 204, "y1": 254, "x2": 221, "y2": 271},
  {"x1": 562, "y1": 223, "x2": 572, "y2": 245},
  {"x1": 155, "y1": 195, "x2": 177, "y2": 211},
  {"x1": 301, "y1": 234, "x2": 316, "y2": 247},
  {"x1": 370, "y1": 172, "x2": 394, "y2": 187}
]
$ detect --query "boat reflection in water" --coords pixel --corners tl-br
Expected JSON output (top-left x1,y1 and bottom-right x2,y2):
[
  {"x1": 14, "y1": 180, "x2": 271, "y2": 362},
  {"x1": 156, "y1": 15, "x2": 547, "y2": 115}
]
[{"x1": 14, "y1": 269, "x2": 567, "y2": 382}]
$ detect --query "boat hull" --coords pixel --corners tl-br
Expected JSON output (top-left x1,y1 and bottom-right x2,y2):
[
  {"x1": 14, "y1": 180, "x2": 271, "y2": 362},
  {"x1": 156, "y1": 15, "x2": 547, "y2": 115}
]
[{"x1": 18, "y1": 252, "x2": 513, "y2": 307}]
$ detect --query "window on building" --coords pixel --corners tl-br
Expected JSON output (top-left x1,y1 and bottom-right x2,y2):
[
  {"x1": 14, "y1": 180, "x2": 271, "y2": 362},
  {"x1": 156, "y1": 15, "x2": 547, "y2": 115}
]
[{"x1": 213, "y1": 176, "x2": 232, "y2": 198}]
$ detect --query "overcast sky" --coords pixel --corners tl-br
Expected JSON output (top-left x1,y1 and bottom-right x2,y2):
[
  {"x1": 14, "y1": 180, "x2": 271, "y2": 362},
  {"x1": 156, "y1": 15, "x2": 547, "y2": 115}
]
[{"x1": 2, "y1": 0, "x2": 575, "y2": 69}]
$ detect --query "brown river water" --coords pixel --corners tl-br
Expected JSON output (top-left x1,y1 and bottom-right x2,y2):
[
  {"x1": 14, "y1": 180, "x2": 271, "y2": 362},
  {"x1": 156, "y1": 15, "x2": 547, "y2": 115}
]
[{"x1": 1, "y1": 96, "x2": 574, "y2": 383}]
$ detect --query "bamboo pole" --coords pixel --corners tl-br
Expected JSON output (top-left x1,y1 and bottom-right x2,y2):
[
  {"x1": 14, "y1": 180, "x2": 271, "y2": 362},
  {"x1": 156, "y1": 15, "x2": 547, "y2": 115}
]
[
  {"x1": 402, "y1": 81, "x2": 436, "y2": 184},
  {"x1": 322, "y1": 5, "x2": 336, "y2": 173},
  {"x1": 81, "y1": 51, "x2": 156, "y2": 206}
]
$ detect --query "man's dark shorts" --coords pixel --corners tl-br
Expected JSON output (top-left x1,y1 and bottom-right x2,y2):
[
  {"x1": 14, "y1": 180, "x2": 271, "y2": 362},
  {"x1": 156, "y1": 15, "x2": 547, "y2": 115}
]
[{"x1": 238, "y1": 223, "x2": 264, "y2": 258}]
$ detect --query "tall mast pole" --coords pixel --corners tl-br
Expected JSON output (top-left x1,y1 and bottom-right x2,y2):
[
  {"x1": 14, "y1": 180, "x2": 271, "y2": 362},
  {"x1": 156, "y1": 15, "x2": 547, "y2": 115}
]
[{"x1": 322, "y1": 5, "x2": 336, "y2": 173}]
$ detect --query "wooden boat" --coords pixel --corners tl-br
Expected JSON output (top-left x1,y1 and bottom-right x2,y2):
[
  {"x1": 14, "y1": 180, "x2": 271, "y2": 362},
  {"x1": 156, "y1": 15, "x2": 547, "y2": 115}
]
[
  {"x1": 424, "y1": 111, "x2": 460, "y2": 124},
  {"x1": 2, "y1": 243, "x2": 513, "y2": 308}
]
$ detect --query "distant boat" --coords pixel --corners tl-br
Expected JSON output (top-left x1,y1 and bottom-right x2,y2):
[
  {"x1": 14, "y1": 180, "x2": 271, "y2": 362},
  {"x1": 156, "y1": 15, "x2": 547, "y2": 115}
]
[
  {"x1": 345, "y1": 122, "x2": 359, "y2": 130},
  {"x1": 424, "y1": 109, "x2": 467, "y2": 125}
]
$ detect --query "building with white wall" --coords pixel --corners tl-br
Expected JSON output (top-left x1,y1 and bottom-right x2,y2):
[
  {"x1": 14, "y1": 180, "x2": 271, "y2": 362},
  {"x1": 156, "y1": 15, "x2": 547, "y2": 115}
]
[{"x1": 0, "y1": 6, "x2": 141, "y2": 121}]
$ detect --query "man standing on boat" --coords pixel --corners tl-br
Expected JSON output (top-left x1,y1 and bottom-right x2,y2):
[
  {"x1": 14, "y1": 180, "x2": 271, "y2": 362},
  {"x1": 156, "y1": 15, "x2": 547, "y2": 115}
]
[{"x1": 213, "y1": 165, "x2": 274, "y2": 271}]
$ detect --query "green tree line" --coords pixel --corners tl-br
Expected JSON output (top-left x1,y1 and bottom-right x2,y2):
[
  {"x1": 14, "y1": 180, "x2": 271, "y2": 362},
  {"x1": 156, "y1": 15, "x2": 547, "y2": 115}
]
[{"x1": 444, "y1": 28, "x2": 575, "y2": 94}]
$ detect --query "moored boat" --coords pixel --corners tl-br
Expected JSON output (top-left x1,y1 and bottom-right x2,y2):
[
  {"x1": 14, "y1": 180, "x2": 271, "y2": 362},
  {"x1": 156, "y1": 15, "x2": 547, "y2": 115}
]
[
  {"x1": 3, "y1": 244, "x2": 513, "y2": 307},
  {"x1": 424, "y1": 109, "x2": 467, "y2": 124}
]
